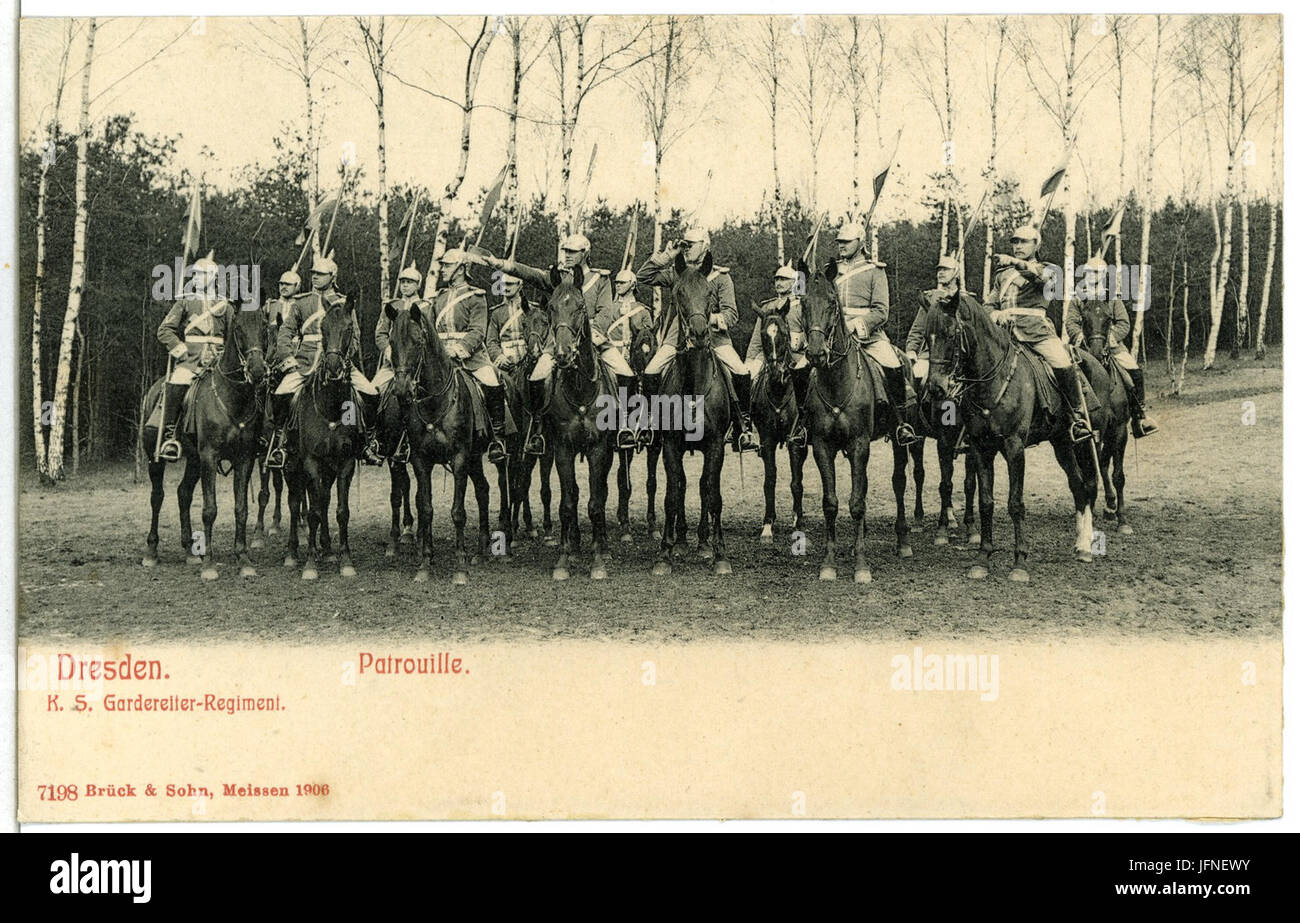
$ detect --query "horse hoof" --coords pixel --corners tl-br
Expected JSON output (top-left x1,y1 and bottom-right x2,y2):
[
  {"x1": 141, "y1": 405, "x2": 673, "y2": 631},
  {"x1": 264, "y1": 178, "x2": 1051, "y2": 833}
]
[
  {"x1": 413, "y1": 570, "x2": 430, "y2": 584},
  {"x1": 141, "y1": 557, "x2": 157, "y2": 569},
  {"x1": 200, "y1": 567, "x2": 218, "y2": 582},
  {"x1": 854, "y1": 568, "x2": 872, "y2": 584},
  {"x1": 967, "y1": 564, "x2": 988, "y2": 580},
  {"x1": 966, "y1": 534, "x2": 980, "y2": 547},
  {"x1": 1075, "y1": 550, "x2": 1093, "y2": 564},
  {"x1": 552, "y1": 568, "x2": 569, "y2": 581},
  {"x1": 249, "y1": 537, "x2": 264, "y2": 550},
  {"x1": 544, "y1": 535, "x2": 559, "y2": 547},
  {"x1": 283, "y1": 556, "x2": 297, "y2": 569},
  {"x1": 898, "y1": 545, "x2": 914, "y2": 559},
  {"x1": 714, "y1": 559, "x2": 732, "y2": 576},
  {"x1": 301, "y1": 567, "x2": 318, "y2": 581},
  {"x1": 1119, "y1": 523, "x2": 1134, "y2": 535},
  {"x1": 324, "y1": 553, "x2": 339, "y2": 564},
  {"x1": 651, "y1": 530, "x2": 663, "y2": 543},
  {"x1": 1102, "y1": 508, "x2": 1117, "y2": 521},
  {"x1": 451, "y1": 571, "x2": 468, "y2": 586},
  {"x1": 187, "y1": 555, "x2": 203, "y2": 565},
  {"x1": 819, "y1": 566, "x2": 837, "y2": 582},
  {"x1": 652, "y1": 561, "x2": 672, "y2": 577},
  {"x1": 759, "y1": 529, "x2": 773, "y2": 545},
  {"x1": 620, "y1": 532, "x2": 633, "y2": 544},
  {"x1": 340, "y1": 565, "x2": 357, "y2": 578},
  {"x1": 933, "y1": 534, "x2": 949, "y2": 547},
  {"x1": 1009, "y1": 567, "x2": 1030, "y2": 583},
  {"x1": 240, "y1": 565, "x2": 257, "y2": 578},
  {"x1": 696, "y1": 546, "x2": 712, "y2": 561},
  {"x1": 591, "y1": 566, "x2": 608, "y2": 580},
  {"x1": 267, "y1": 526, "x2": 281, "y2": 538},
  {"x1": 399, "y1": 530, "x2": 414, "y2": 546},
  {"x1": 385, "y1": 546, "x2": 397, "y2": 559}
]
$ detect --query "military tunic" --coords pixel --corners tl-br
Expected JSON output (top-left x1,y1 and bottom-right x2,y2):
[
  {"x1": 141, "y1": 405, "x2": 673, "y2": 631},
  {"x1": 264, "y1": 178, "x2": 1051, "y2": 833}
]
[
  {"x1": 831, "y1": 254, "x2": 899, "y2": 368},
  {"x1": 1065, "y1": 296, "x2": 1138, "y2": 370},
  {"x1": 158, "y1": 294, "x2": 231, "y2": 385},
  {"x1": 744, "y1": 295, "x2": 808, "y2": 377},
  {"x1": 487, "y1": 294, "x2": 534, "y2": 366},
  {"x1": 431, "y1": 281, "x2": 498, "y2": 387},
  {"x1": 636, "y1": 250, "x2": 746, "y2": 375},
  {"x1": 273, "y1": 289, "x2": 376, "y2": 395},
  {"x1": 988, "y1": 262, "x2": 1071, "y2": 368},
  {"x1": 371, "y1": 295, "x2": 429, "y2": 391}
]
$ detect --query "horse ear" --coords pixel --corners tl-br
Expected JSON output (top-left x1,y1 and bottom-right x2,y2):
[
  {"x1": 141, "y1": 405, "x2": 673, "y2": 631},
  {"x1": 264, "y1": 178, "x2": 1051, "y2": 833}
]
[
  {"x1": 572, "y1": 263, "x2": 584, "y2": 291},
  {"x1": 674, "y1": 250, "x2": 687, "y2": 276},
  {"x1": 385, "y1": 302, "x2": 397, "y2": 321},
  {"x1": 701, "y1": 251, "x2": 713, "y2": 277},
  {"x1": 549, "y1": 265, "x2": 561, "y2": 290},
  {"x1": 409, "y1": 303, "x2": 423, "y2": 325},
  {"x1": 797, "y1": 258, "x2": 810, "y2": 282}
]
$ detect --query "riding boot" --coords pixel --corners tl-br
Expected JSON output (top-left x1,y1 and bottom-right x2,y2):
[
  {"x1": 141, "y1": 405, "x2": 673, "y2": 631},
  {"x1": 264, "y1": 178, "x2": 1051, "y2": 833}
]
[
  {"x1": 615, "y1": 374, "x2": 638, "y2": 450},
  {"x1": 358, "y1": 392, "x2": 386, "y2": 465},
  {"x1": 788, "y1": 364, "x2": 810, "y2": 447},
  {"x1": 732, "y1": 374, "x2": 760, "y2": 452},
  {"x1": 265, "y1": 391, "x2": 293, "y2": 468},
  {"x1": 485, "y1": 384, "x2": 509, "y2": 464},
  {"x1": 524, "y1": 378, "x2": 547, "y2": 456},
  {"x1": 1128, "y1": 367, "x2": 1158, "y2": 438},
  {"x1": 1053, "y1": 365, "x2": 1094, "y2": 443},
  {"x1": 883, "y1": 366, "x2": 920, "y2": 446},
  {"x1": 157, "y1": 383, "x2": 189, "y2": 462}
]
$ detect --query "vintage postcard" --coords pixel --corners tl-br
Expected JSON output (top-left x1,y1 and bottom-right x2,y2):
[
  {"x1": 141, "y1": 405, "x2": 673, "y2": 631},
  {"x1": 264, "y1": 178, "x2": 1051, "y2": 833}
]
[{"x1": 13, "y1": 9, "x2": 1283, "y2": 821}]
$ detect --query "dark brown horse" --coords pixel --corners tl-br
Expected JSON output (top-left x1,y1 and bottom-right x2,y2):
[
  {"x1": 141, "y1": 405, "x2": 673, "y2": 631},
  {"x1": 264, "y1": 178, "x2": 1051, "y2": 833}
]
[
  {"x1": 542, "y1": 265, "x2": 617, "y2": 580},
  {"x1": 940, "y1": 297, "x2": 1110, "y2": 581},
  {"x1": 749, "y1": 294, "x2": 810, "y2": 544},
  {"x1": 801, "y1": 263, "x2": 912, "y2": 584},
  {"x1": 1075, "y1": 299, "x2": 1133, "y2": 535},
  {"x1": 384, "y1": 302, "x2": 492, "y2": 584},
  {"x1": 375, "y1": 370, "x2": 416, "y2": 559},
  {"x1": 614, "y1": 314, "x2": 665, "y2": 543},
  {"x1": 281, "y1": 303, "x2": 363, "y2": 580},
  {"x1": 140, "y1": 301, "x2": 268, "y2": 579},
  {"x1": 652, "y1": 253, "x2": 733, "y2": 577}
]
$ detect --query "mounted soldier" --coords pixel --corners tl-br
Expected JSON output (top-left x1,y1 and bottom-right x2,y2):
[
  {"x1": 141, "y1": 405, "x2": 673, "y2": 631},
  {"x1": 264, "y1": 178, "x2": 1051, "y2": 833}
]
[
  {"x1": 987, "y1": 225, "x2": 1092, "y2": 443},
  {"x1": 431, "y1": 247, "x2": 509, "y2": 464},
  {"x1": 1068, "y1": 256, "x2": 1158, "y2": 438},
  {"x1": 636, "y1": 224, "x2": 759, "y2": 452},
  {"x1": 905, "y1": 254, "x2": 987, "y2": 384},
  {"x1": 745, "y1": 262, "x2": 810, "y2": 447},
  {"x1": 592, "y1": 267, "x2": 654, "y2": 449},
  {"x1": 468, "y1": 232, "x2": 614, "y2": 455},
  {"x1": 486, "y1": 271, "x2": 533, "y2": 372},
  {"x1": 365, "y1": 262, "x2": 429, "y2": 460},
  {"x1": 265, "y1": 253, "x2": 378, "y2": 467},
  {"x1": 154, "y1": 251, "x2": 232, "y2": 462},
  {"x1": 828, "y1": 221, "x2": 918, "y2": 446}
]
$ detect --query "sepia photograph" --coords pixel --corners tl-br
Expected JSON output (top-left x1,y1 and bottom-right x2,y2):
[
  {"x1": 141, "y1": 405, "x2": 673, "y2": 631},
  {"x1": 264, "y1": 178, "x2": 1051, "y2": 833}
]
[{"x1": 10, "y1": 7, "x2": 1286, "y2": 823}]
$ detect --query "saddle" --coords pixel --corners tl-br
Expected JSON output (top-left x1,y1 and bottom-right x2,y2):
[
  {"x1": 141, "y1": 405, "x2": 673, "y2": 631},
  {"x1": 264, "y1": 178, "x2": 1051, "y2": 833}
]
[{"x1": 458, "y1": 369, "x2": 516, "y2": 439}]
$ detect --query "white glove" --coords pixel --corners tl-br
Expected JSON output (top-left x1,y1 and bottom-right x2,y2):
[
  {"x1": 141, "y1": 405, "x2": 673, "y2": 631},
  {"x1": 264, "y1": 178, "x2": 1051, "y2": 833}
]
[
  {"x1": 709, "y1": 313, "x2": 728, "y2": 331},
  {"x1": 169, "y1": 343, "x2": 187, "y2": 360}
]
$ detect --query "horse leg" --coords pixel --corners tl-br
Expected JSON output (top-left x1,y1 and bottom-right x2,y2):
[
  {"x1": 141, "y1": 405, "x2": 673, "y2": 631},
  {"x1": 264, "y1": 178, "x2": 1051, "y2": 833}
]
[
  {"x1": 302, "y1": 461, "x2": 322, "y2": 580},
  {"x1": 318, "y1": 469, "x2": 336, "y2": 564},
  {"x1": 812, "y1": 440, "x2": 838, "y2": 581},
  {"x1": 1054, "y1": 441, "x2": 1095, "y2": 563},
  {"x1": 910, "y1": 438, "x2": 926, "y2": 526},
  {"x1": 969, "y1": 446, "x2": 996, "y2": 580},
  {"x1": 653, "y1": 439, "x2": 683, "y2": 575},
  {"x1": 848, "y1": 437, "x2": 872, "y2": 584},
  {"x1": 553, "y1": 445, "x2": 580, "y2": 581},
  {"x1": 1114, "y1": 429, "x2": 1132, "y2": 535},
  {"x1": 198, "y1": 457, "x2": 220, "y2": 581},
  {"x1": 1004, "y1": 440, "x2": 1029, "y2": 582},
  {"x1": 788, "y1": 442, "x2": 807, "y2": 535},
  {"x1": 963, "y1": 451, "x2": 980, "y2": 546},
  {"x1": 589, "y1": 444, "x2": 615, "y2": 579},
  {"x1": 616, "y1": 447, "x2": 633, "y2": 543},
  {"x1": 1099, "y1": 435, "x2": 1118, "y2": 521},
  {"x1": 252, "y1": 461, "x2": 269, "y2": 549},
  {"x1": 707, "y1": 436, "x2": 730, "y2": 575},
  {"x1": 540, "y1": 451, "x2": 557, "y2": 545},
  {"x1": 412, "y1": 459, "x2": 434, "y2": 583},
  {"x1": 234, "y1": 456, "x2": 256, "y2": 577},
  {"x1": 143, "y1": 460, "x2": 166, "y2": 567},
  {"x1": 400, "y1": 467, "x2": 415, "y2": 545},
  {"x1": 336, "y1": 461, "x2": 356, "y2": 578},
  {"x1": 759, "y1": 439, "x2": 777, "y2": 544},
  {"x1": 284, "y1": 465, "x2": 303, "y2": 568},
  {"x1": 177, "y1": 457, "x2": 201, "y2": 563},
  {"x1": 892, "y1": 439, "x2": 913, "y2": 558},
  {"x1": 271, "y1": 467, "x2": 284, "y2": 535},
  {"x1": 385, "y1": 461, "x2": 402, "y2": 558},
  {"x1": 646, "y1": 441, "x2": 662, "y2": 542},
  {"x1": 695, "y1": 449, "x2": 712, "y2": 560},
  {"x1": 469, "y1": 453, "x2": 491, "y2": 567},
  {"x1": 935, "y1": 437, "x2": 955, "y2": 546},
  {"x1": 448, "y1": 455, "x2": 471, "y2": 586}
]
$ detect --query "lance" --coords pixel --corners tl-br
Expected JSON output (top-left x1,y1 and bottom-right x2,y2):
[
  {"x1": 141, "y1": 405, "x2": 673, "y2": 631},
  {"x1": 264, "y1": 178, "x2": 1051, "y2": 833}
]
[
  {"x1": 397, "y1": 189, "x2": 423, "y2": 279},
  {"x1": 621, "y1": 201, "x2": 641, "y2": 271},
  {"x1": 863, "y1": 127, "x2": 903, "y2": 231},
  {"x1": 155, "y1": 181, "x2": 204, "y2": 461},
  {"x1": 1035, "y1": 134, "x2": 1078, "y2": 230},
  {"x1": 320, "y1": 176, "x2": 345, "y2": 257}
]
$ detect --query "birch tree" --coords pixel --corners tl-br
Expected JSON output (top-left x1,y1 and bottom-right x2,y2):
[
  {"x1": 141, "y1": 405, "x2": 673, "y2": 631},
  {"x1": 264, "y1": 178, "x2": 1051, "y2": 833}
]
[
  {"x1": 974, "y1": 16, "x2": 1010, "y2": 296},
  {"x1": 1254, "y1": 39, "x2": 1281, "y2": 358},
  {"x1": 501, "y1": 17, "x2": 547, "y2": 246},
  {"x1": 734, "y1": 17, "x2": 788, "y2": 262},
  {"x1": 789, "y1": 16, "x2": 837, "y2": 221},
  {"x1": 1132, "y1": 15, "x2": 1170, "y2": 360},
  {"x1": 907, "y1": 19, "x2": 959, "y2": 257}
]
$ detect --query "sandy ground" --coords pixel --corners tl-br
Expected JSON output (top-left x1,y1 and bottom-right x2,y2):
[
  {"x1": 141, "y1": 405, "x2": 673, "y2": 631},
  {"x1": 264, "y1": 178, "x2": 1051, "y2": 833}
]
[{"x1": 18, "y1": 357, "x2": 1282, "y2": 643}]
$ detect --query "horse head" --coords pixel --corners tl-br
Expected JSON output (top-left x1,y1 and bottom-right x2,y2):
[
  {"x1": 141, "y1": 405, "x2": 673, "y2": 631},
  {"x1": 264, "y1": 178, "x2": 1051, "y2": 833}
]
[
  {"x1": 548, "y1": 264, "x2": 588, "y2": 370},
  {"x1": 801, "y1": 259, "x2": 843, "y2": 369},
  {"x1": 523, "y1": 297, "x2": 552, "y2": 364},
  {"x1": 388, "y1": 302, "x2": 431, "y2": 401},
  {"x1": 225, "y1": 299, "x2": 268, "y2": 385},
  {"x1": 758, "y1": 298, "x2": 792, "y2": 382},
  {"x1": 1075, "y1": 296, "x2": 1112, "y2": 360},
  {"x1": 629, "y1": 312, "x2": 658, "y2": 378},
  {"x1": 671, "y1": 250, "x2": 714, "y2": 346},
  {"x1": 320, "y1": 301, "x2": 353, "y2": 383},
  {"x1": 943, "y1": 294, "x2": 1009, "y2": 385}
]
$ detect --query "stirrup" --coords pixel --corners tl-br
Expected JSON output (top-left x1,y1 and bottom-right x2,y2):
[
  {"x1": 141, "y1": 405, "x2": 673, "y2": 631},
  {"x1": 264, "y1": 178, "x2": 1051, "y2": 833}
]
[
  {"x1": 616, "y1": 429, "x2": 638, "y2": 451},
  {"x1": 524, "y1": 431, "x2": 547, "y2": 457},
  {"x1": 894, "y1": 423, "x2": 920, "y2": 447},
  {"x1": 361, "y1": 436, "x2": 386, "y2": 466},
  {"x1": 487, "y1": 436, "x2": 509, "y2": 464},
  {"x1": 391, "y1": 433, "x2": 411, "y2": 465},
  {"x1": 787, "y1": 425, "x2": 807, "y2": 449},
  {"x1": 1132, "y1": 416, "x2": 1158, "y2": 438},
  {"x1": 737, "y1": 423, "x2": 760, "y2": 453},
  {"x1": 634, "y1": 428, "x2": 654, "y2": 451},
  {"x1": 1069, "y1": 418, "x2": 1094, "y2": 444},
  {"x1": 157, "y1": 436, "x2": 183, "y2": 463}
]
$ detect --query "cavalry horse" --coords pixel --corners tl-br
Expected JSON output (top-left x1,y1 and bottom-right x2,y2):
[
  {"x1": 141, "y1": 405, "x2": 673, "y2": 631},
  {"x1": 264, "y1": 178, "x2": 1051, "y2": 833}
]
[
  {"x1": 281, "y1": 302, "x2": 363, "y2": 581},
  {"x1": 491, "y1": 296, "x2": 555, "y2": 553},
  {"x1": 801, "y1": 262, "x2": 913, "y2": 583},
  {"x1": 375, "y1": 367, "x2": 416, "y2": 559},
  {"x1": 140, "y1": 300, "x2": 268, "y2": 580},
  {"x1": 540, "y1": 265, "x2": 617, "y2": 581},
  {"x1": 652, "y1": 253, "x2": 734, "y2": 577},
  {"x1": 614, "y1": 315, "x2": 665, "y2": 543},
  {"x1": 384, "y1": 301, "x2": 492, "y2": 584},
  {"x1": 1074, "y1": 299, "x2": 1133, "y2": 535},
  {"x1": 253, "y1": 310, "x2": 285, "y2": 551},
  {"x1": 749, "y1": 292, "x2": 810, "y2": 545},
  {"x1": 938, "y1": 297, "x2": 1114, "y2": 581}
]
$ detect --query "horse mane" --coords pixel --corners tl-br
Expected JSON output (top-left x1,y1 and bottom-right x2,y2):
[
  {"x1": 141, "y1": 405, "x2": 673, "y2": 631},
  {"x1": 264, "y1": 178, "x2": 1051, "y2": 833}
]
[{"x1": 959, "y1": 295, "x2": 1010, "y2": 350}]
